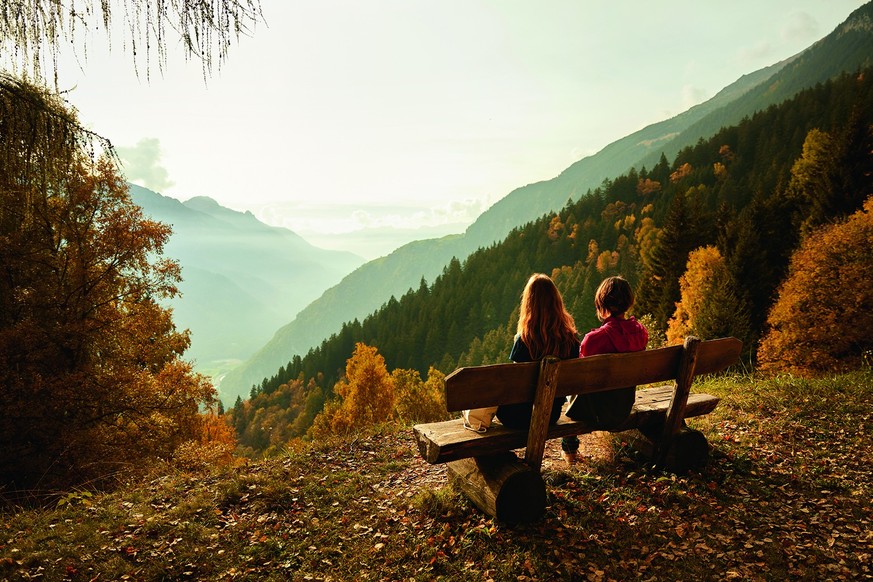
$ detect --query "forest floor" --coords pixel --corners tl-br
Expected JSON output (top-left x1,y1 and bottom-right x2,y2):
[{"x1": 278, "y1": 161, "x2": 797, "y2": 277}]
[{"x1": 2, "y1": 371, "x2": 871, "y2": 581}]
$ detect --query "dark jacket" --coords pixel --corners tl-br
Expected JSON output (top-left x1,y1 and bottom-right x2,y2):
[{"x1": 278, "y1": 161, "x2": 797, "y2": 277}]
[{"x1": 497, "y1": 334, "x2": 579, "y2": 429}]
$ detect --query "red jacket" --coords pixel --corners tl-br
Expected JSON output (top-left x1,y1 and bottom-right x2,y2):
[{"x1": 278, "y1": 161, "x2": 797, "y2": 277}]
[
  {"x1": 580, "y1": 316, "x2": 648, "y2": 357},
  {"x1": 565, "y1": 316, "x2": 648, "y2": 428}
]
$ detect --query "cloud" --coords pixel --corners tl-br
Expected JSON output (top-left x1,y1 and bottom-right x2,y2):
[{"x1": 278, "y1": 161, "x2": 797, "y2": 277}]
[
  {"x1": 681, "y1": 84, "x2": 709, "y2": 110},
  {"x1": 254, "y1": 198, "x2": 489, "y2": 235},
  {"x1": 782, "y1": 11, "x2": 818, "y2": 43},
  {"x1": 248, "y1": 197, "x2": 494, "y2": 259},
  {"x1": 116, "y1": 138, "x2": 174, "y2": 193},
  {"x1": 738, "y1": 40, "x2": 774, "y2": 64}
]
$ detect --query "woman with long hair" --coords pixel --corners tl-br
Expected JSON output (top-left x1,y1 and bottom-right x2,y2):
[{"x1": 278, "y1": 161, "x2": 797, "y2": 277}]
[{"x1": 496, "y1": 273, "x2": 579, "y2": 429}]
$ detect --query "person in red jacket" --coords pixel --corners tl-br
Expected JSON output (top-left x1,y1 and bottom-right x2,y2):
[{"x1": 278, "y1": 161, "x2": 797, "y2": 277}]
[{"x1": 562, "y1": 276, "x2": 648, "y2": 465}]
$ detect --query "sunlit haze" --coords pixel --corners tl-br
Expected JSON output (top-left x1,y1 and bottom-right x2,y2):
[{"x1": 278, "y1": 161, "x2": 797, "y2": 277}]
[{"x1": 12, "y1": 0, "x2": 866, "y2": 259}]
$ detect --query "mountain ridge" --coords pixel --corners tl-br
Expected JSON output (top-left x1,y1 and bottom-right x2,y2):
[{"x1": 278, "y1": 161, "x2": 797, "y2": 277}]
[{"x1": 129, "y1": 185, "x2": 365, "y2": 401}]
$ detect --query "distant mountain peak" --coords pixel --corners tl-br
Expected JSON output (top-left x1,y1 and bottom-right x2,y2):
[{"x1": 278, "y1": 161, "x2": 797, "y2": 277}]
[{"x1": 184, "y1": 196, "x2": 221, "y2": 209}]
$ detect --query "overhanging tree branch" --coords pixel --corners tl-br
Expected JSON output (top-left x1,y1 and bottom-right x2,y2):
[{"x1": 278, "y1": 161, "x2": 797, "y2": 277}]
[{"x1": 1, "y1": 0, "x2": 263, "y2": 83}]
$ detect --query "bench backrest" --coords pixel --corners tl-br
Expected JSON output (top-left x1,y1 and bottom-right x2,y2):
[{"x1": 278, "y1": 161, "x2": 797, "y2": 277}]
[
  {"x1": 444, "y1": 337, "x2": 742, "y2": 412},
  {"x1": 441, "y1": 336, "x2": 741, "y2": 472}
]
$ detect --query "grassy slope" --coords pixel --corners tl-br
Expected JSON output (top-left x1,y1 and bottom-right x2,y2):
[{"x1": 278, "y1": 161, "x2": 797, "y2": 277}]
[{"x1": 2, "y1": 372, "x2": 871, "y2": 581}]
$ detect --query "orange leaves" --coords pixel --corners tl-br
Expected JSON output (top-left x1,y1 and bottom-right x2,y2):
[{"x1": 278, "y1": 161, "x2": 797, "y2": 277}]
[
  {"x1": 595, "y1": 250, "x2": 619, "y2": 274},
  {"x1": 311, "y1": 343, "x2": 395, "y2": 438},
  {"x1": 665, "y1": 245, "x2": 749, "y2": 345},
  {"x1": 547, "y1": 215, "x2": 564, "y2": 241},
  {"x1": 666, "y1": 246, "x2": 725, "y2": 344},
  {"x1": 758, "y1": 196, "x2": 873, "y2": 374},
  {"x1": 0, "y1": 147, "x2": 215, "y2": 490},
  {"x1": 637, "y1": 177, "x2": 662, "y2": 196},
  {"x1": 670, "y1": 162, "x2": 693, "y2": 183}
]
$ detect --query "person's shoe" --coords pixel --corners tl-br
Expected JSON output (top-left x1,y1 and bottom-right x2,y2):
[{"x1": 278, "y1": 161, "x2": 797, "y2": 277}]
[{"x1": 561, "y1": 451, "x2": 578, "y2": 466}]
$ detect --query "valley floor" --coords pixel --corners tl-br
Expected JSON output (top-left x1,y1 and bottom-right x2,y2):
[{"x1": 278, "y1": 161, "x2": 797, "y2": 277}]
[{"x1": 2, "y1": 372, "x2": 871, "y2": 581}]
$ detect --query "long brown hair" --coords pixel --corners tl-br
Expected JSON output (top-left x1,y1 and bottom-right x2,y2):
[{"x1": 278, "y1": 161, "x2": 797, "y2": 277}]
[{"x1": 517, "y1": 273, "x2": 578, "y2": 359}]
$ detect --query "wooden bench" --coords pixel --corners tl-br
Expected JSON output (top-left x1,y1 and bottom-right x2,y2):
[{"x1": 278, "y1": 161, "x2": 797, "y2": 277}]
[{"x1": 412, "y1": 336, "x2": 742, "y2": 523}]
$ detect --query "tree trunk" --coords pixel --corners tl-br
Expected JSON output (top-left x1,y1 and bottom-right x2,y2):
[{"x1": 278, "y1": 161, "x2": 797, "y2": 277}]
[{"x1": 447, "y1": 452, "x2": 546, "y2": 524}]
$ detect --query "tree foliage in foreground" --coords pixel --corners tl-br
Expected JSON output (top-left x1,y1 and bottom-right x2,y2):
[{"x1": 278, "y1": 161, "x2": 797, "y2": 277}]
[
  {"x1": 1, "y1": 0, "x2": 262, "y2": 81},
  {"x1": 0, "y1": 80, "x2": 219, "y2": 492},
  {"x1": 758, "y1": 197, "x2": 873, "y2": 375}
]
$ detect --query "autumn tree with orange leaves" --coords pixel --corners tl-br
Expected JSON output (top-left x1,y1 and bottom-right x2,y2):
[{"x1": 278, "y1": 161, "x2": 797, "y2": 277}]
[
  {"x1": 309, "y1": 343, "x2": 450, "y2": 439},
  {"x1": 758, "y1": 197, "x2": 873, "y2": 375},
  {"x1": 310, "y1": 343, "x2": 396, "y2": 438},
  {"x1": 0, "y1": 81, "x2": 218, "y2": 492}
]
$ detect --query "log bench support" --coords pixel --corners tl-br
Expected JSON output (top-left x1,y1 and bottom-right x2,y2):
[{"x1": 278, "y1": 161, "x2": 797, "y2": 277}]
[
  {"x1": 447, "y1": 453, "x2": 546, "y2": 525},
  {"x1": 413, "y1": 336, "x2": 741, "y2": 523}
]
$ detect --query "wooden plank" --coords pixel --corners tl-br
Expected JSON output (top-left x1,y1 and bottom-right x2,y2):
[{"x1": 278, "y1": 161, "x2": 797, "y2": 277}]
[
  {"x1": 413, "y1": 385, "x2": 720, "y2": 465},
  {"x1": 657, "y1": 337, "x2": 701, "y2": 466},
  {"x1": 524, "y1": 356, "x2": 560, "y2": 470},
  {"x1": 694, "y1": 337, "x2": 743, "y2": 375},
  {"x1": 444, "y1": 337, "x2": 742, "y2": 411},
  {"x1": 554, "y1": 346, "x2": 683, "y2": 398},
  {"x1": 444, "y1": 361, "x2": 538, "y2": 411}
]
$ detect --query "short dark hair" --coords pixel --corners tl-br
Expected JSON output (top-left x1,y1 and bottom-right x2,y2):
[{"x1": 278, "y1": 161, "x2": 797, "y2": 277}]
[{"x1": 594, "y1": 276, "x2": 634, "y2": 320}]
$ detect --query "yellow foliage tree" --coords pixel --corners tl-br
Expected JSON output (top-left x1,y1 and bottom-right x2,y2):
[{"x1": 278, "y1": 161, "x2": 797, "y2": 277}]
[
  {"x1": 758, "y1": 197, "x2": 873, "y2": 375},
  {"x1": 309, "y1": 343, "x2": 395, "y2": 438},
  {"x1": 596, "y1": 250, "x2": 619, "y2": 273},
  {"x1": 637, "y1": 178, "x2": 661, "y2": 196},
  {"x1": 634, "y1": 217, "x2": 660, "y2": 273},
  {"x1": 547, "y1": 215, "x2": 564, "y2": 241},
  {"x1": 670, "y1": 162, "x2": 693, "y2": 183},
  {"x1": 666, "y1": 246, "x2": 749, "y2": 346},
  {"x1": 392, "y1": 367, "x2": 449, "y2": 424}
]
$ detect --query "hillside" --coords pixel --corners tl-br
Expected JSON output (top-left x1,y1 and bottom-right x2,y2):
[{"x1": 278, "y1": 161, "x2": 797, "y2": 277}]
[
  {"x1": 130, "y1": 186, "x2": 365, "y2": 396},
  {"x1": 3, "y1": 372, "x2": 870, "y2": 580},
  {"x1": 221, "y1": 2, "x2": 873, "y2": 397},
  {"x1": 227, "y1": 66, "x2": 873, "y2": 435}
]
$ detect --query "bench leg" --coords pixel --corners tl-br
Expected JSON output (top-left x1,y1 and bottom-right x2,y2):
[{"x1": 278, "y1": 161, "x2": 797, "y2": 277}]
[
  {"x1": 446, "y1": 452, "x2": 546, "y2": 524},
  {"x1": 625, "y1": 423, "x2": 710, "y2": 474}
]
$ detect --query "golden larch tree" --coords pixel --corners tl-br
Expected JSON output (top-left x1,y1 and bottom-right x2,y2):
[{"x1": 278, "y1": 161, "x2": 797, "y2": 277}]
[
  {"x1": 666, "y1": 246, "x2": 750, "y2": 346},
  {"x1": 310, "y1": 343, "x2": 395, "y2": 437}
]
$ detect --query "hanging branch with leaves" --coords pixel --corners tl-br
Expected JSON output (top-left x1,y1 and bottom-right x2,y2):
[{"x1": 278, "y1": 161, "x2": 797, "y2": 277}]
[{"x1": 0, "y1": 0, "x2": 263, "y2": 82}]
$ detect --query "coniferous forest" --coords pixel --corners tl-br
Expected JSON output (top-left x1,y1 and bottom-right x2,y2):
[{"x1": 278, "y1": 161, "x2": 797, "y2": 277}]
[{"x1": 228, "y1": 69, "x2": 873, "y2": 454}]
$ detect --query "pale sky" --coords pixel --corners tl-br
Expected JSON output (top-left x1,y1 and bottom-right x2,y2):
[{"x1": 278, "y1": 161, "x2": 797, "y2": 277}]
[{"x1": 14, "y1": 1, "x2": 867, "y2": 259}]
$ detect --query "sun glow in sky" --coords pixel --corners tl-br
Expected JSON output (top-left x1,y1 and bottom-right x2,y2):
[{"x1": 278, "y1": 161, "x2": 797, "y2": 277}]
[{"x1": 17, "y1": 0, "x2": 868, "y2": 259}]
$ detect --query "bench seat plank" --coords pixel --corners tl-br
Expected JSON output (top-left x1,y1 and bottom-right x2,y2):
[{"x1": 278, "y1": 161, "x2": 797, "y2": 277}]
[{"x1": 414, "y1": 385, "x2": 720, "y2": 464}]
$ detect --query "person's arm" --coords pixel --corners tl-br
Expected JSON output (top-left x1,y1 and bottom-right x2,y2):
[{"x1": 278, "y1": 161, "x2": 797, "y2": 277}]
[{"x1": 509, "y1": 335, "x2": 532, "y2": 362}]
